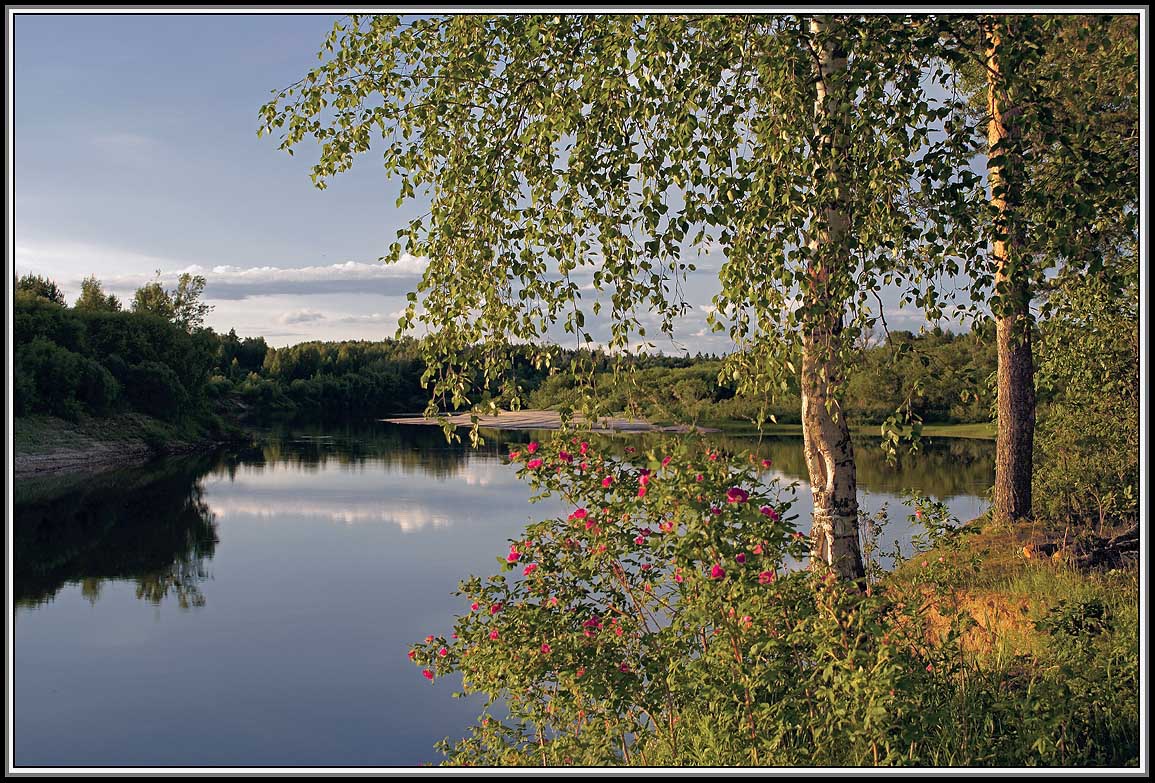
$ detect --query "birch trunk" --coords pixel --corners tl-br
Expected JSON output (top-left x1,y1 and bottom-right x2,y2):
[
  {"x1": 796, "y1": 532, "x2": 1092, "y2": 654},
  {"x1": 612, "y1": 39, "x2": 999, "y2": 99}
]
[
  {"x1": 987, "y1": 22, "x2": 1036, "y2": 525},
  {"x1": 803, "y1": 17, "x2": 864, "y2": 581}
]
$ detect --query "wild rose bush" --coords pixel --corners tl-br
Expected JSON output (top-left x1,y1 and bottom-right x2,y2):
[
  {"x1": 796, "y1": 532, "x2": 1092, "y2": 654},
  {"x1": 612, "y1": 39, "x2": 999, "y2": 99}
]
[{"x1": 408, "y1": 434, "x2": 955, "y2": 766}]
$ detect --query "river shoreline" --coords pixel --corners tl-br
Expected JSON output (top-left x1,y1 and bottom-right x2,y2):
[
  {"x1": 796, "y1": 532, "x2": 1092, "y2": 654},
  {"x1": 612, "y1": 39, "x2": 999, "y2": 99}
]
[{"x1": 12, "y1": 413, "x2": 240, "y2": 481}]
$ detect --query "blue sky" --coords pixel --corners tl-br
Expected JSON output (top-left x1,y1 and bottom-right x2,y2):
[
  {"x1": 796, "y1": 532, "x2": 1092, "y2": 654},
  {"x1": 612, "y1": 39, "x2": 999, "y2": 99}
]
[{"x1": 13, "y1": 12, "x2": 945, "y2": 349}]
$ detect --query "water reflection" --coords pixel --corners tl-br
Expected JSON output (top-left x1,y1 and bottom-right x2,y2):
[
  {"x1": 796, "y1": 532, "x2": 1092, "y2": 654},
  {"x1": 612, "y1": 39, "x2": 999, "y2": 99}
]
[
  {"x1": 13, "y1": 422, "x2": 993, "y2": 767},
  {"x1": 13, "y1": 427, "x2": 992, "y2": 611},
  {"x1": 14, "y1": 458, "x2": 219, "y2": 610}
]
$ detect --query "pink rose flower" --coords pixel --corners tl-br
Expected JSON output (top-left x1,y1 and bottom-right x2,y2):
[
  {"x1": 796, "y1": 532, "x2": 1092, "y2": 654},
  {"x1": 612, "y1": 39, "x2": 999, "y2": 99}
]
[
  {"x1": 422, "y1": 669, "x2": 434, "y2": 681},
  {"x1": 602, "y1": 476, "x2": 614, "y2": 488},
  {"x1": 507, "y1": 547, "x2": 520, "y2": 563},
  {"x1": 759, "y1": 570, "x2": 776, "y2": 585},
  {"x1": 523, "y1": 563, "x2": 539, "y2": 576},
  {"x1": 527, "y1": 458, "x2": 543, "y2": 470},
  {"x1": 579, "y1": 441, "x2": 589, "y2": 455},
  {"x1": 726, "y1": 487, "x2": 749, "y2": 504},
  {"x1": 710, "y1": 563, "x2": 726, "y2": 580},
  {"x1": 489, "y1": 629, "x2": 500, "y2": 640},
  {"x1": 760, "y1": 505, "x2": 780, "y2": 521},
  {"x1": 527, "y1": 441, "x2": 539, "y2": 454}
]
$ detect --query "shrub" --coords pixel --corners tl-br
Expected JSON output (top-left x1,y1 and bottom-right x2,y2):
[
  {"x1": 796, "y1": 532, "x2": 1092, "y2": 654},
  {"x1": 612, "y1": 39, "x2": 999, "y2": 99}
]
[
  {"x1": 125, "y1": 360, "x2": 189, "y2": 419},
  {"x1": 408, "y1": 435, "x2": 1139, "y2": 766},
  {"x1": 16, "y1": 338, "x2": 118, "y2": 419},
  {"x1": 408, "y1": 436, "x2": 948, "y2": 765}
]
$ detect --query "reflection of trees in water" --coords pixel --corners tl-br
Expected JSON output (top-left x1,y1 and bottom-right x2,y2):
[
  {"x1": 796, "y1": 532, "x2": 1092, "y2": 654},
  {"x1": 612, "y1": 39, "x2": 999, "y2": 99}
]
[
  {"x1": 497, "y1": 430, "x2": 994, "y2": 501},
  {"x1": 721, "y1": 435, "x2": 995, "y2": 500},
  {"x1": 218, "y1": 423, "x2": 993, "y2": 502},
  {"x1": 14, "y1": 424, "x2": 993, "y2": 611},
  {"x1": 208, "y1": 422, "x2": 525, "y2": 481},
  {"x1": 14, "y1": 458, "x2": 219, "y2": 610}
]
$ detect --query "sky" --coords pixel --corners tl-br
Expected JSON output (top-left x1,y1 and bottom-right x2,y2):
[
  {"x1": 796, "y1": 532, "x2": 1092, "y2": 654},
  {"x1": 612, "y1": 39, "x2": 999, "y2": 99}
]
[{"x1": 12, "y1": 11, "x2": 952, "y2": 350}]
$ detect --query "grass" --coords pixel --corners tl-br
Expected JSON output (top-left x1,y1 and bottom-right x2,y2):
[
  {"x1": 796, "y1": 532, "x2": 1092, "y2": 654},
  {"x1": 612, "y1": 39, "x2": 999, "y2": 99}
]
[
  {"x1": 695, "y1": 419, "x2": 997, "y2": 440},
  {"x1": 14, "y1": 412, "x2": 169, "y2": 456},
  {"x1": 918, "y1": 422, "x2": 997, "y2": 440},
  {"x1": 882, "y1": 519, "x2": 1140, "y2": 765},
  {"x1": 889, "y1": 517, "x2": 1139, "y2": 677},
  {"x1": 13, "y1": 411, "x2": 239, "y2": 459}
]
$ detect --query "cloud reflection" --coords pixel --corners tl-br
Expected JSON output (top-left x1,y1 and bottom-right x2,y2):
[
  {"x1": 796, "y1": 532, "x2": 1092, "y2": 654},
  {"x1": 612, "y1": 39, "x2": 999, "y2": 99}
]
[{"x1": 207, "y1": 497, "x2": 454, "y2": 532}]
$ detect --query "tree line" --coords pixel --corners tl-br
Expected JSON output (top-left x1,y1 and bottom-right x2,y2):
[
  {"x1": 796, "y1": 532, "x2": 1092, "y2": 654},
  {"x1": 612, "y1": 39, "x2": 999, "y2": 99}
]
[{"x1": 15, "y1": 257, "x2": 1135, "y2": 534}]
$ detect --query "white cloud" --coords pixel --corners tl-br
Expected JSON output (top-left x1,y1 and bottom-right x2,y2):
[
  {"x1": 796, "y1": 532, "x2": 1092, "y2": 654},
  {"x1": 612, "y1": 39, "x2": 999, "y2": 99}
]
[
  {"x1": 280, "y1": 309, "x2": 327, "y2": 325},
  {"x1": 332, "y1": 311, "x2": 407, "y2": 325},
  {"x1": 15, "y1": 239, "x2": 183, "y2": 288},
  {"x1": 15, "y1": 239, "x2": 430, "y2": 302}
]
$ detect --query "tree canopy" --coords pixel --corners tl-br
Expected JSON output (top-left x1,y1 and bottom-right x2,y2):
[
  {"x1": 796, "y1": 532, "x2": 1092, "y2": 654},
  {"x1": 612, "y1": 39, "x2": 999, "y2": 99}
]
[
  {"x1": 74, "y1": 275, "x2": 122, "y2": 313},
  {"x1": 131, "y1": 271, "x2": 213, "y2": 332}
]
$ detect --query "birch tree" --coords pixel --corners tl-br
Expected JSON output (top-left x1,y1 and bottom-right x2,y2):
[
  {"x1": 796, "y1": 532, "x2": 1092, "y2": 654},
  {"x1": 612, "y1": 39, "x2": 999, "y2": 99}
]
[{"x1": 260, "y1": 13, "x2": 976, "y2": 580}]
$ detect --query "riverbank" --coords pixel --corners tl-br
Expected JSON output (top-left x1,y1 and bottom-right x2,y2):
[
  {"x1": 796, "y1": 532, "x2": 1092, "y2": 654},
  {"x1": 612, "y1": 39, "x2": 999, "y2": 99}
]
[{"x1": 13, "y1": 413, "x2": 241, "y2": 480}]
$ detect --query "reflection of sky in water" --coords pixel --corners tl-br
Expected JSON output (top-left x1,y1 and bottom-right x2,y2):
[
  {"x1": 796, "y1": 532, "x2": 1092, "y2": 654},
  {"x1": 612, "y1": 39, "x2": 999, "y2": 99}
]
[
  {"x1": 14, "y1": 426, "x2": 988, "y2": 767},
  {"x1": 203, "y1": 460, "x2": 513, "y2": 532}
]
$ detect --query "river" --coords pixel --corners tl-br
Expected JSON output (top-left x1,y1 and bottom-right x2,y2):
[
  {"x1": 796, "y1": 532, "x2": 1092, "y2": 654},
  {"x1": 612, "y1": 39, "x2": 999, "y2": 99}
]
[{"x1": 12, "y1": 422, "x2": 993, "y2": 767}]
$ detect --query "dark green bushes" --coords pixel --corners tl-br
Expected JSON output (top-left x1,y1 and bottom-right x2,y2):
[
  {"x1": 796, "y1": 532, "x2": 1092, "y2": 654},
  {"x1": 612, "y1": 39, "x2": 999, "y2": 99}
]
[{"x1": 14, "y1": 296, "x2": 213, "y2": 422}]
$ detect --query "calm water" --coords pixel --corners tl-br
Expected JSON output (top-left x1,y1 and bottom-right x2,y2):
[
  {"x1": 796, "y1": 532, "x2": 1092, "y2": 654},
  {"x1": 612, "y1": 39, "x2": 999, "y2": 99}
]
[{"x1": 13, "y1": 423, "x2": 993, "y2": 767}]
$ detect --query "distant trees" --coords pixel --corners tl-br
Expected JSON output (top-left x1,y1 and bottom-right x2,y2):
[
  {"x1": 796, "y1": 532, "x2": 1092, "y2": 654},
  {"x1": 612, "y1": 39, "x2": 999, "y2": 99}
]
[
  {"x1": 216, "y1": 329, "x2": 269, "y2": 380},
  {"x1": 16, "y1": 273, "x2": 66, "y2": 306},
  {"x1": 14, "y1": 294, "x2": 216, "y2": 421},
  {"x1": 131, "y1": 271, "x2": 212, "y2": 331},
  {"x1": 131, "y1": 276, "x2": 175, "y2": 320},
  {"x1": 74, "y1": 275, "x2": 122, "y2": 312}
]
